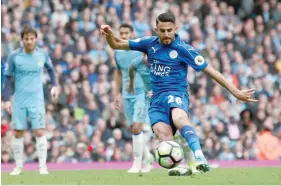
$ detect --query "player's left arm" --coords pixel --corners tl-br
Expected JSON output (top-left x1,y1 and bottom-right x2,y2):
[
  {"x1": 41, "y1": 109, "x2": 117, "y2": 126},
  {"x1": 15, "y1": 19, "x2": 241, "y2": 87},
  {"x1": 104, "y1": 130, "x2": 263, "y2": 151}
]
[
  {"x1": 181, "y1": 45, "x2": 257, "y2": 102},
  {"x1": 203, "y1": 64, "x2": 257, "y2": 102},
  {"x1": 44, "y1": 54, "x2": 59, "y2": 100}
]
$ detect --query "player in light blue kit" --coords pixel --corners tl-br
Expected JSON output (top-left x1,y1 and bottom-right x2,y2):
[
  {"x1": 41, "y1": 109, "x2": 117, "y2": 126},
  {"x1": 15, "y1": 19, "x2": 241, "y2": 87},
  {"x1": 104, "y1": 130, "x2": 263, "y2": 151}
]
[
  {"x1": 3, "y1": 25, "x2": 59, "y2": 175},
  {"x1": 114, "y1": 23, "x2": 152, "y2": 173},
  {"x1": 101, "y1": 12, "x2": 257, "y2": 174}
]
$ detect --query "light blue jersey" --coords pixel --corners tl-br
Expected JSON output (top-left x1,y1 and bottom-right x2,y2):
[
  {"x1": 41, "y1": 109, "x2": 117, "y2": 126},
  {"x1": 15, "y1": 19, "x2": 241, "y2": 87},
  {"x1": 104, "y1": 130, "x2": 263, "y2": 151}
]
[
  {"x1": 114, "y1": 50, "x2": 146, "y2": 125},
  {"x1": 131, "y1": 59, "x2": 151, "y2": 93},
  {"x1": 131, "y1": 60, "x2": 152, "y2": 124},
  {"x1": 114, "y1": 50, "x2": 145, "y2": 98},
  {"x1": 5, "y1": 47, "x2": 54, "y2": 130},
  {"x1": 5, "y1": 47, "x2": 53, "y2": 107}
]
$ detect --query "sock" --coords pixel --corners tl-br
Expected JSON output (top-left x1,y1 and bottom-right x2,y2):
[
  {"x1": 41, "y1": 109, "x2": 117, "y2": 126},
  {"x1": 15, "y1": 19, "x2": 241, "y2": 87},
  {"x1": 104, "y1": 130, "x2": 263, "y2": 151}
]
[
  {"x1": 36, "y1": 136, "x2": 47, "y2": 167},
  {"x1": 143, "y1": 133, "x2": 152, "y2": 162},
  {"x1": 11, "y1": 137, "x2": 24, "y2": 168},
  {"x1": 180, "y1": 125, "x2": 203, "y2": 156},
  {"x1": 132, "y1": 132, "x2": 144, "y2": 167}
]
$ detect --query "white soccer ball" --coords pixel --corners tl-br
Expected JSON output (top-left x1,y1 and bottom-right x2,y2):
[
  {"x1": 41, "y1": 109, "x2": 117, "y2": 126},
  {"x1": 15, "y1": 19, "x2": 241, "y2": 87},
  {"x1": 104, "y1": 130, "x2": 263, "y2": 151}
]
[{"x1": 155, "y1": 141, "x2": 184, "y2": 169}]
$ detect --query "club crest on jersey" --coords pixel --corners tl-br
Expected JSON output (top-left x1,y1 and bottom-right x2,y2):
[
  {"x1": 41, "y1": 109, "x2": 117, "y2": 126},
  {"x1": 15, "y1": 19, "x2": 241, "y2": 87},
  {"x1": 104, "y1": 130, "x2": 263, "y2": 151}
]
[
  {"x1": 169, "y1": 50, "x2": 178, "y2": 59},
  {"x1": 38, "y1": 61, "x2": 44, "y2": 67},
  {"x1": 194, "y1": 55, "x2": 205, "y2": 66}
]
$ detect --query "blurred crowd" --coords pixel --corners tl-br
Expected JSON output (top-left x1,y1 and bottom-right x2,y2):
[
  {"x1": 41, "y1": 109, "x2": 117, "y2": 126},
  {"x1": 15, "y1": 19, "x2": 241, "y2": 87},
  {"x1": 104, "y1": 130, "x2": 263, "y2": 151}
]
[{"x1": 1, "y1": 0, "x2": 281, "y2": 164}]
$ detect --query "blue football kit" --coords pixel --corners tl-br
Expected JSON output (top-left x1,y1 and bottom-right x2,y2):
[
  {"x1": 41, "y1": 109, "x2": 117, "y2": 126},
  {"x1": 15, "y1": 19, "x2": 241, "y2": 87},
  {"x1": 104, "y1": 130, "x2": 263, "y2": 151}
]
[{"x1": 129, "y1": 34, "x2": 208, "y2": 134}]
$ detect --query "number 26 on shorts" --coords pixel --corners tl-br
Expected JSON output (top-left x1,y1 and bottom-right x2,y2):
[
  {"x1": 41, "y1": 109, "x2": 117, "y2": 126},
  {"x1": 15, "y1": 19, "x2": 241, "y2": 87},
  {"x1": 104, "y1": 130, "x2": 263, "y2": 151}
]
[{"x1": 168, "y1": 95, "x2": 183, "y2": 105}]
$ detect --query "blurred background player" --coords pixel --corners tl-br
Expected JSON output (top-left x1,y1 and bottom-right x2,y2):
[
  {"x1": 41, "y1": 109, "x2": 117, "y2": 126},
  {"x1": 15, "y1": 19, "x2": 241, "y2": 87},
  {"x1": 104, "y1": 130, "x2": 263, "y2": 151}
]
[
  {"x1": 128, "y1": 55, "x2": 198, "y2": 176},
  {"x1": 3, "y1": 25, "x2": 59, "y2": 175},
  {"x1": 101, "y1": 12, "x2": 258, "y2": 173},
  {"x1": 113, "y1": 23, "x2": 151, "y2": 173}
]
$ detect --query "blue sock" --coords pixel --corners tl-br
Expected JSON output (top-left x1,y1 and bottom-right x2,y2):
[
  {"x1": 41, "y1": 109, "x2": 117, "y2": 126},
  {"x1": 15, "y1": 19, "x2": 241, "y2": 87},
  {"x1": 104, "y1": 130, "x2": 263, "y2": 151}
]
[{"x1": 180, "y1": 125, "x2": 202, "y2": 154}]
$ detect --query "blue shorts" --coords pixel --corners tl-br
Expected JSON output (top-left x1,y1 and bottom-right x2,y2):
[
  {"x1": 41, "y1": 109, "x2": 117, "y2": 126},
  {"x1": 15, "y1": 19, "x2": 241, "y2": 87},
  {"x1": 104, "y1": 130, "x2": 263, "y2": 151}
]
[
  {"x1": 12, "y1": 103, "x2": 46, "y2": 130},
  {"x1": 149, "y1": 91, "x2": 189, "y2": 135},
  {"x1": 123, "y1": 93, "x2": 146, "y2": 126}
]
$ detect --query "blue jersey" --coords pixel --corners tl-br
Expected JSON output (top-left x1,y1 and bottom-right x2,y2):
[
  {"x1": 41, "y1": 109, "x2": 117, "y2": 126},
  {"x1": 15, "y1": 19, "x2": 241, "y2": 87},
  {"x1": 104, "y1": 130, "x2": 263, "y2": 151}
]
[
  {"x1": 129, "y1": 34, "x2": 208, "y2": 97},
  {"x1": 114, "y1": 50, "x2": 145, "y2": 98},
  {"x1": 5, "y1": 47, "x2": 54, "y2": 107},
  {"x1": 131, "y1": 59, "x2": 151, "y2": 93}
]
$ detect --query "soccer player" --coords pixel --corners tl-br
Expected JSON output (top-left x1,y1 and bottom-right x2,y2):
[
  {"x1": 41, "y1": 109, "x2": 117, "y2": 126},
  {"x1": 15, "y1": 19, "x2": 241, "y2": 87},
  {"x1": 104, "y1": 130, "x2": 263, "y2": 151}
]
[
  {"x1": 3, "y1": 25, "x2": 59, "y2": 175},
  {"x1": 128, "y1": 56, "x2": 198, "y2": 176},
  {"x1": 114, "y1": 23, "x2": 152, "y2": 173},
  {"x1": 101, "y1": 12, "x2": 257, "y2": 173}
]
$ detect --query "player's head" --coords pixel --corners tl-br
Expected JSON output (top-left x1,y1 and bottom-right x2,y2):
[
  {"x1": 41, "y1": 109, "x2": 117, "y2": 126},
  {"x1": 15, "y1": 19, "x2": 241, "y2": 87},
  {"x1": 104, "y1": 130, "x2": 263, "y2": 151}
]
[
  {"x1": 21, "y1": 24, "x2": 37, "y2": 53},
  {"x1": 119, "y1": 23, "x2": 134, "y2": 40},
  {"x1": 155, "y1": 12, "x2": 178, "y2": 45}
]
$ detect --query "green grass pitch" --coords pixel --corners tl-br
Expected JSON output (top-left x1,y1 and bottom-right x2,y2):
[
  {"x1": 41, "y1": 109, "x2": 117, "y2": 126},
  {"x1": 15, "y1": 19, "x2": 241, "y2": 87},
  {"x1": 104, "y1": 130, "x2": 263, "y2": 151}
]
[{"x1": 2, "y1": 168, "x2": 281, "y2": 185}]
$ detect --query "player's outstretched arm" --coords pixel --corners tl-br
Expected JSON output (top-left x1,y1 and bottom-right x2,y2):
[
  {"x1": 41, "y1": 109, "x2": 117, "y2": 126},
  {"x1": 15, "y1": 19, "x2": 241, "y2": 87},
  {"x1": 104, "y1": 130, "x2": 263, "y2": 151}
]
[
  {"x1": 203, "y1": 64, "x2": 258, "y2": 102},
  {"x1": 127, "y1": 66, "x2": 135, "y2": 94},
  {"x1": 100, "y1": 25, "x2": 130, "y2": 50}
]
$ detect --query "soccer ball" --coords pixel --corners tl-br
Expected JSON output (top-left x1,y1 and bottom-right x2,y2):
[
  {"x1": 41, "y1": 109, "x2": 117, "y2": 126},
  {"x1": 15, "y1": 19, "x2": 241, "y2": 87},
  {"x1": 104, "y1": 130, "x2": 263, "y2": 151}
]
[{"x1": 155, "y1": 141, "x2": 184, "y2": 169}]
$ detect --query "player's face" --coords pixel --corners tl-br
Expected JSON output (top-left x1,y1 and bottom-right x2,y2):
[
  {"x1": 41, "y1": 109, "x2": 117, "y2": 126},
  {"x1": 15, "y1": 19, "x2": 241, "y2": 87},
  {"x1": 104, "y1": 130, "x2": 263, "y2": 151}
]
[
  {"x1": 22, "y1": 33, "x2": 37, "y2": 53},
  {"x1": 155, "y1": 22, "x2": 177, "y2": 45},
  {"x1": 119, "y1": 27, "x2": 133, "y2": 40}
]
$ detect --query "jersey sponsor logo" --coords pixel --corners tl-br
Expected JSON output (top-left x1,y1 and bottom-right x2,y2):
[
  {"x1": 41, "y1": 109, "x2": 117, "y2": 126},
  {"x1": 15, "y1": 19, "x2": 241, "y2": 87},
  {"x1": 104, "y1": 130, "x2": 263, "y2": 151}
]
[
  {"x1": 194, "y1": 55, "x2": 205, "y2": 66},
  {"x1": 169, "y1": 50, "x2": 178, "y2": 59},
  {"x1": 150, "y1": 63, "x2": 170, "y2": 76},
  {"x1": 17, "y1": 69, "x2": 42, "y2": 76}
]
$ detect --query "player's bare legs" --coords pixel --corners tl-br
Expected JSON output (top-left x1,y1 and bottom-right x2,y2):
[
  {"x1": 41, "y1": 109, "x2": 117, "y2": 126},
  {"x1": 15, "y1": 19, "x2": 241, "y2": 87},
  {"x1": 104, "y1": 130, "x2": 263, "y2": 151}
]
[
  {"x1": 10, "y1": 130, "x2": 24, "y2": 175},
  {"x1": 152, "y1": 122, "x2": 173, "y2": 142},
  {"x1": 34, "y1": 129, "x2": 48, "y2": 175},
  {"x1": 172, "y1": 108, "x2": 211, "y2": 173},
  {"x1": 128, "y1": 123, "x2": 144, "y2": 173}
]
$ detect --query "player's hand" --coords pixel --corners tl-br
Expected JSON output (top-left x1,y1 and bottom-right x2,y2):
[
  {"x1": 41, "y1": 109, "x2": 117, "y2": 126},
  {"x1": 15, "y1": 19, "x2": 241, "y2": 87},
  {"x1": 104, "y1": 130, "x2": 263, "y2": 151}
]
[
  {"x1": 126, "y1": 82, "x2": 135, "y2": 94},
  {"x1": 100, "y1": 25, "x2": 112, "y2": 36},
  {"x1": 114, "y1": 93, "x2": 122, "y2": 110},
  {"x1": 4, "y1": 101, "x2": 12, "y2": 114},
  {"x1": 50, "y1": 86, "x2": 60, "y2": 101},
  {"x1": 233, "y1": 88, "x2": 258, "y2": 102},
  {"x1": 147, "y1": 90, "x2": 153, "y2": 98}
]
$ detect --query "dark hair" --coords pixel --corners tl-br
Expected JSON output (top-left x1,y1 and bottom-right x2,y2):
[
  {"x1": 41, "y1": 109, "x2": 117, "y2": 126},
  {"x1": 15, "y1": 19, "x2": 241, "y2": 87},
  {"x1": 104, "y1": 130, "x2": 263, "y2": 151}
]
[
  {"x1": 119, "y1": 23, "x2": 134, "y2": 32},
  {"x1": 20, "y1": 24, "x2": 37, "y2": 39},
  {"x1": 156, "y1": 12, "x2": 176, "y2": 25}
]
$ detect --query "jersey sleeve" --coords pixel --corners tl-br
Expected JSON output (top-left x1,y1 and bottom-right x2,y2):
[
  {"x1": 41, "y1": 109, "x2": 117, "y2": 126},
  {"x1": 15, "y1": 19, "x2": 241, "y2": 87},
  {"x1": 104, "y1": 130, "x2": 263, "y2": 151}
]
[
  {"x1": 180, "y1": 44, "x2": 208, "y2": 72},
  {"x1": 5, "y1": 53, "x2": 15, "y2": 76},
  {"x1": 44, "y1": 53, "x2": 54, "y2": 70},
  {"x1": 128, "y1": 36, "x2": 153, "y2": 53}
]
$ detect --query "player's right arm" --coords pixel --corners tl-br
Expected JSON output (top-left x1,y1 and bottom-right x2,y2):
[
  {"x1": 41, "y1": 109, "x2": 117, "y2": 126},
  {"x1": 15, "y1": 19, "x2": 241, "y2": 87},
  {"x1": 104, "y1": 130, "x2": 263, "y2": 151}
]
[
  {"x1": 3, "y1": 53, "x2": 16, "y2": 114},
  {"x1": 100, "y1": 25, "x2": 130, "y2": 50},
  {"x1": 100, "y1": 25, "x2": 152, "y2": 53}
]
